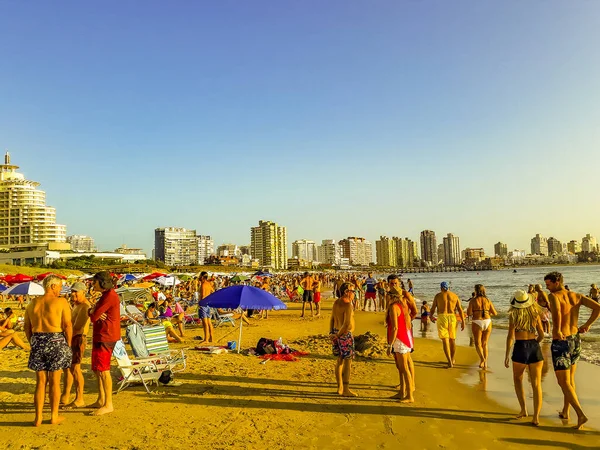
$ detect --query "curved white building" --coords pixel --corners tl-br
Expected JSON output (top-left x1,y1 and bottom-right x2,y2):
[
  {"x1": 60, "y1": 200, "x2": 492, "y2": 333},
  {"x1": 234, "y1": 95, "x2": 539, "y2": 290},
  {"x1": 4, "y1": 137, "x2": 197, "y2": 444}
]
[{"x1": 0, "y1": 152, "x2": 66, "y2": 248}]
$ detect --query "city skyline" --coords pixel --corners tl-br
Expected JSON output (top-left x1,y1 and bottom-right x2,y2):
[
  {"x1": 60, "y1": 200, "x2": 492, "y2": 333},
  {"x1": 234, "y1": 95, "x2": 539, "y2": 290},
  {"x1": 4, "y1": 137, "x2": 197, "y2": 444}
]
[{"x1": 2, "y1": 2, "x2": 600, "y2": 258}]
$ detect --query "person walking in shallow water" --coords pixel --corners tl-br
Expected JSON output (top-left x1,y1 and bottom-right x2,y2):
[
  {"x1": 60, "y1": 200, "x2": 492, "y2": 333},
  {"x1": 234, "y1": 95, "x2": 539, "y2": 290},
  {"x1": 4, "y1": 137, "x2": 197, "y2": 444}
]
[
  {"x1": 430, "y1": 282, "x2": 465, "y2": 368},
  {"x1": 545, "y1": 271, "x2": 600, "y2": 430},
  {"x1": 467, "y1": 284, "x2": 497, "y2": 369},
  {"x1": 504, "y1": 289, "x2": 545, "y2": 426}
]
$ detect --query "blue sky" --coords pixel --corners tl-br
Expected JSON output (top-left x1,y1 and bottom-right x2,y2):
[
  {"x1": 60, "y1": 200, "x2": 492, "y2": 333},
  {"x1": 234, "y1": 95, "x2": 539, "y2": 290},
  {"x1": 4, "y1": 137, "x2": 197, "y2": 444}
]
[{"x1": 1, "y1": 1, "x2": 599, "y2": 257}]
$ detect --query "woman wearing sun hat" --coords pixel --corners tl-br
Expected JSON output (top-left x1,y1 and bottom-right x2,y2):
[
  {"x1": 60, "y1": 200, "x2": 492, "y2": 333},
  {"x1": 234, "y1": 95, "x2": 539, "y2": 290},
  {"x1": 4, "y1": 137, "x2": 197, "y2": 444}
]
[{"x1": 504, "y1": 289, "x2": 545, "y2": 426}]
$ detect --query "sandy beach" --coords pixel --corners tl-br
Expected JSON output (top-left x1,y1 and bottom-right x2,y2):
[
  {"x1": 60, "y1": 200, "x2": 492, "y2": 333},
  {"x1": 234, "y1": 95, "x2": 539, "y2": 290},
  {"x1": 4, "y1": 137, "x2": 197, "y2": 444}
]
[{"x1": 1, "y1": 293, "x2": 599, "y2": 450}]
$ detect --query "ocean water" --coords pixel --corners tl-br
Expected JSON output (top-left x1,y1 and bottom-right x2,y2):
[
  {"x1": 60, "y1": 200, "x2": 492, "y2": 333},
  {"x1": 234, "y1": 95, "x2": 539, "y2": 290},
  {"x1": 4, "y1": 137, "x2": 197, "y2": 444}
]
[{"x1": 386, "y1": 265, "x2": 600, "y2": 365}]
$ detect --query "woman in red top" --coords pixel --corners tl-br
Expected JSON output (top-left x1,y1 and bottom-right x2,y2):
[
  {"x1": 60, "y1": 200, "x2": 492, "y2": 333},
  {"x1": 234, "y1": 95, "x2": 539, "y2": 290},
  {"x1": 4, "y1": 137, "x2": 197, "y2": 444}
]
[{"x1": 386, "y1": 287, "x2": 414, "y2": 403}]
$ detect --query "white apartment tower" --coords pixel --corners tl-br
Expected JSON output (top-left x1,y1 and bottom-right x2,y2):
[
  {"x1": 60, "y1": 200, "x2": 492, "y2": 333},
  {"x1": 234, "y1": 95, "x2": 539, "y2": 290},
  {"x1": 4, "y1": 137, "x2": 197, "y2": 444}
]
[
  {"x1": 154, "y1": 227, "x2": 198, "y2": 266},
  {"x1": 530, "y1": 234, "x2": 549, "y2": 256},
  {"x1": 292, "y1": 239, "x2": 317, "y2": 262},
  {"x1": 0, "y1": 152, "x2": 66, "y2": 248},
  {"x1": 339, "y1": 237, "x2": 373, "y2": 266},
  {"x1": 317, "y1": 239, "x2": 341, "y2": 265},
  {"x1": 582, "y1": 234, "x2": 598, "y2": 253},
  {"x1": 250, "y1": 220, "x2": 288, "y2": 269},
  {"x1": 67, "y1": 235, "x2": 96, "y2": 252},
  {"x1": 443, "y1": 233, "x2": 461, "y2": 266},
  {"x1": 197, "y1": 235, "x2": 214, "y2": 264}
]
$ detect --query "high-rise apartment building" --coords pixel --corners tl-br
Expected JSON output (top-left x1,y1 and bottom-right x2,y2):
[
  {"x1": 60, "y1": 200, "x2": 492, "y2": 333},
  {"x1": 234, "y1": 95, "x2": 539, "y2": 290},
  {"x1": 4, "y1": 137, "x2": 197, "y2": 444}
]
[
  {"x1": 420, "y1": 230, "x2": 437, "y2": 265},
  {"x1": 339, "y1": 237, "x2": 373, "y2": 266},
  {"x1": 567, "y1": 240, "x2": 581, "y2": 254},
  {"x1": 250, "y1": 220, "x2": 288, "y2": 269},
  {"x1": 317, "y1": 239, "x2": 341, "y2": 265},
  {"x1": 197, "y1": 235, "x2": 214, "y2": 264},
  {"x1": 67, "y1": 235, "x2": 96, "y2": 252},
  {"x1": 0, "y1": 152, "x2": 66, "y2": 248},
  {"x1": 530, "y1": 234, "x2": 548, "y2": 256},
  {"x1": 547, "y1": 237, "x2": 563, "y2": 256},
  {"x1": 392, "y1": 237, "x2": 414, "y2": 268},
  {"x1": 443, "y1": 233, "x2": 461, "y2": 266},
  {"x1": 292, "y1": 239, "x2": 317, "y2": 262},
  {"x1": 494, "y1": 242, "x2": 508, "y2": 258},
  {"x1": 582, "y1": 234, "x2": 598, "y2": 253},
  {"x1": 154, "y1": 227, "x2": 198, "y2": 266},
  {"x1": 376, "y1": 236, "x2": 397, "y2": 267}
]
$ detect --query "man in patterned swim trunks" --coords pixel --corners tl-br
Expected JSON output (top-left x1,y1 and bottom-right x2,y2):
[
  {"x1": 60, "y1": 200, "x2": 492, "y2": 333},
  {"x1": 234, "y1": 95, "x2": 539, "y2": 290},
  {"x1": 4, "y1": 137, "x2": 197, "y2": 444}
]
[
  {"x1": 329, "y1": 282, "x2": 357, "y2": 397},
  {"x1": 545, "y1": 271, "x2": 600, "y2": 430},
  {"x1": 24, "y1": 275, "x2": 73, "y2": 426}
]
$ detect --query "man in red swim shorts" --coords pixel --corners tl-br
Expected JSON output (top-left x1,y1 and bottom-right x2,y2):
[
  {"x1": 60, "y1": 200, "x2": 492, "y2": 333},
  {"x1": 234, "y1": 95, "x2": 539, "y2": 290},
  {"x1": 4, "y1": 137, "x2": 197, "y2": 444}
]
[{"x1": 88, "y1": 271, "x2": 121, "y2": 416}]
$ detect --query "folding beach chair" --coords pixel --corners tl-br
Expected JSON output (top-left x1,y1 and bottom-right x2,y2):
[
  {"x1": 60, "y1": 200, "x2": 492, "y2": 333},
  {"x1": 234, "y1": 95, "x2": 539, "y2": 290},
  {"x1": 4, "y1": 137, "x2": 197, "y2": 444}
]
[
  {"x1": 211, "y1": 308, "x2": 235, "y2": 327},
  {"x1": 139, "y1": 325, "x2": 187, "y2": 373},
  {"x1": 113, "y1": 340, "x2": 167, "y2": 394},
  {"x1": 125, "y1": 304, "x2": 146, "y2": 324}
]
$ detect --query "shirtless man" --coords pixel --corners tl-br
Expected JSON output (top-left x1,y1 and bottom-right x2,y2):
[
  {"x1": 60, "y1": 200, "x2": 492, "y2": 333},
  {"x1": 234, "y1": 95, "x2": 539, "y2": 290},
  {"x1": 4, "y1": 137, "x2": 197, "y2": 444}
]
[
  {"x1": 589, "y1": 284, "x2": 599, "y2": 302},
  {"x1": 24, "y1": 275, "x2": 72, "y2": 426},
  {"x1": 430, "y1": 281, "x2": 465, "y2": 368},
  {"x1": 312, "y1": 275, "x2": 322, "y2": 317},
  {"x1": 62, "y1": 282, "x2": 91, "y2": 409},
  {"x1": 544, "y1": 271, "x2": 600, "y2": 430},
  {"x1": 329, "y1": 282, "x2": 357, "y2": 397},
  {"x1": 300, "y1": 272, "x2": 316, "y2": 318},
  {"x1": 198, "y1": 272, "x2": 214, "y2": 342}
]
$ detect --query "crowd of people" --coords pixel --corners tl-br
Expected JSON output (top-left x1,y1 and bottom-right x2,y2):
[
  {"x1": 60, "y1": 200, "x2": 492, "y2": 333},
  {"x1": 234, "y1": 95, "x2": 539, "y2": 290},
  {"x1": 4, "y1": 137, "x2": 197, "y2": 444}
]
[{"x1": 0, "y1": 268, "x2": 599, "y2": 431}]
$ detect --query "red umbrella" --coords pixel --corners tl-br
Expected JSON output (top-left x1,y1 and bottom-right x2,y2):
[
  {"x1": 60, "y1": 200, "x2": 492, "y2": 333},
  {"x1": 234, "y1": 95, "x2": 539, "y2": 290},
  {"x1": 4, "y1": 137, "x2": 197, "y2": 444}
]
[
  {"x1": 12, "y1": 274, "x2": 34, "y2": 284},
  {"x1": 35, "y1": 272, "x2": 67, "y2": 281},
  {"x1": 143, "y1": 272, "x2": 167, "y2": 281}
]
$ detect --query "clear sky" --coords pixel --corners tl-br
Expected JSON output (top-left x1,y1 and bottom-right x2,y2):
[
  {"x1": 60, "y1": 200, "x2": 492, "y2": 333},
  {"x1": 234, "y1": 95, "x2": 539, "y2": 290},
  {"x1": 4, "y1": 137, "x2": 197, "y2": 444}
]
[{"x1": 1, "y1": 1, "x2": 599, "y2": 258}]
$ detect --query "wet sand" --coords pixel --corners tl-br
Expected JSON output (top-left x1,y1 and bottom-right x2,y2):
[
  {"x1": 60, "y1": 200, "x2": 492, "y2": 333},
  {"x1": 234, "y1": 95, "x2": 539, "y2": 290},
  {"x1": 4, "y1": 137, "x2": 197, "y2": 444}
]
[{"x1": 0, "y1": 295, "x2": 599, "y2": 449}]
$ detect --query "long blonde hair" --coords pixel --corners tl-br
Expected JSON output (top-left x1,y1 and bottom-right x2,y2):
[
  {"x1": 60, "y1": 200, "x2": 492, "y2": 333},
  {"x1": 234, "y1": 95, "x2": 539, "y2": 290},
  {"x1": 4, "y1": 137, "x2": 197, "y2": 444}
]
[{"x1": 509, "y1": 303, "x2": 542, "y2": 332}]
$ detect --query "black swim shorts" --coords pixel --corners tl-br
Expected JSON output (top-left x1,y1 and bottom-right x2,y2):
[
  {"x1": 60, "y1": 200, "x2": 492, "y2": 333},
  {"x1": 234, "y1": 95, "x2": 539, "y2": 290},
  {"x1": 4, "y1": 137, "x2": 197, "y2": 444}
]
[
  {"x1": 512, "y1": 339, "x2": 543, "y2": 365},
  {"x1": 28, "y1": 332, "x2": 73, "y2": 372}
]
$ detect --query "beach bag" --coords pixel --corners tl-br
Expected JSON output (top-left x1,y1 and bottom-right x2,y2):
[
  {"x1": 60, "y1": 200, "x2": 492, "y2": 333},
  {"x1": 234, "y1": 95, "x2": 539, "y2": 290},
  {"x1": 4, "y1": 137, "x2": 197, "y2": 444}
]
[
  {"x1": 159, "y1": 370, "x2": 173, "y2": 385},
  {"x1": 256, "y1": 337, "x2": 276, "y2": 355}
]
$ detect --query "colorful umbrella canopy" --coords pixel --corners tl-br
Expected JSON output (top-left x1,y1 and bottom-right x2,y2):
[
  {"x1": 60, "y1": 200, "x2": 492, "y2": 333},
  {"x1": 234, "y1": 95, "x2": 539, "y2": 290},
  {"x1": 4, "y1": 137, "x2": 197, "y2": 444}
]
[
  {"x1": 4, "y1": 281, "x2": 45, "y2": 296},
  {"x1": 230, "y1": 275, "x2": 250, "y2": 283},
  {"x1": 35, "y1": 272, "x2": 67, "y2": 281},
  {"x1": 199, "y1": 285, "x2": 287, "y2": 353},
  {"x1": 119, "y1": 274, "x2": 138, "y2": 282},
  {"x1": 2, "y1": 274, "x2": 35, "y2": 284},
  {"x1": 143, "y1": 272, "x2": 167, "y2": 281},
  {"x1": 155, "y1": 276, "x2": 180, "y2": 286}
]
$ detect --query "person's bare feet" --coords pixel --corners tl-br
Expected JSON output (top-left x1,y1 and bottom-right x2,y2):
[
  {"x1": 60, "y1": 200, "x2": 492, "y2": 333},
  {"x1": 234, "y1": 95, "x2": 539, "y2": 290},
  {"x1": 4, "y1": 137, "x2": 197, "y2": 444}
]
[
  {"x1": 389, "y1": 392, "x2": 404, "y2": 399},
  {"x1": 50, "y1": 415, "x2": 66, "y2": 425},
  {"x1": 337, "y1": 387, "x2": 343, "y2": 395},
  {"x1": 341, "y1": 389, "x2": 358, "y2": 397},
  {"x1": 558, "y1": 410, "x2": 569, "y2": 421},
  {"x1": 33, "y1": 416, "x2": 42, "y2": 427},
  {"x1": 531, "y1": 418, "x2": 539, "y2": 427},
  {"x1": 91, "y1": 406, "x2": 114, "y2": 416},
  {"x1": 574, "y1": 415, "x2": 588, "y2": 430},
  {"x1": 400, "y1": 396, "x2": 414, "y2": 404},
  {"x1": 479, "y1": 361, "x2": 485, "y2": 369},
  {"x1": 515, "y1": 411, "x2": 528, "y2": 419},
  {"x1": 87, "y1": 402, "x2": 103, "y2": 409},
  {"x1": 63, "y1": 401, "x2": 86, "y2": 410}
]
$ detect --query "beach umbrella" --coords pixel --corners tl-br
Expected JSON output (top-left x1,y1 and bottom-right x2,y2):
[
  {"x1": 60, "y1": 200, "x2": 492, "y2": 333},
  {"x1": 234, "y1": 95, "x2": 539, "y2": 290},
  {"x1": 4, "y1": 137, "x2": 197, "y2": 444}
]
[
  {"x1": 155, "y1": 276, "x2": 181, "y2": 286},
  {"x1": 230, "y1": 275, "x2": 249, "y2": 283},
  {"x1": 0, "y1": 285, "x2": 7, "y2": 292},
  {"x1": 35, "y1": 272, "x2": 67, "y2": 281},
  {"x1": 199, "y1": 285, "x2": 287, "y2": 353},
  {"x1": 119, "y1": 274, "x2": 138, "y2": 282},
  {"x1": 5, "y1": 274, "x2": 35, "y2": 284},
  {"x1": 4, "y1": 281, "x2": 45, "y2": 296},
  {"x1": 143, "y1": 272, "x2": 167, "y2": 281}
]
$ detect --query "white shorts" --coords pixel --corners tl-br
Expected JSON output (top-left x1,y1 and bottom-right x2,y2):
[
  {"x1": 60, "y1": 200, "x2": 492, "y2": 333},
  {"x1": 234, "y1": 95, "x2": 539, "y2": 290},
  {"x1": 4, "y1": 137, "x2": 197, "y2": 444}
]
[{"x1": 392, "y1": 340, "x2": 412, "y2": 355}]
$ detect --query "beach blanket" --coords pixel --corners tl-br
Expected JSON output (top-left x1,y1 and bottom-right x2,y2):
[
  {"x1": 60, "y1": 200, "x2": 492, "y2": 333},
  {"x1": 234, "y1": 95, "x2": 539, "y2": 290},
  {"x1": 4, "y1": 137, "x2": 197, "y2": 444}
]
[{"x1": 259, "y1": 351, "x2": 309, "y2": 362}]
